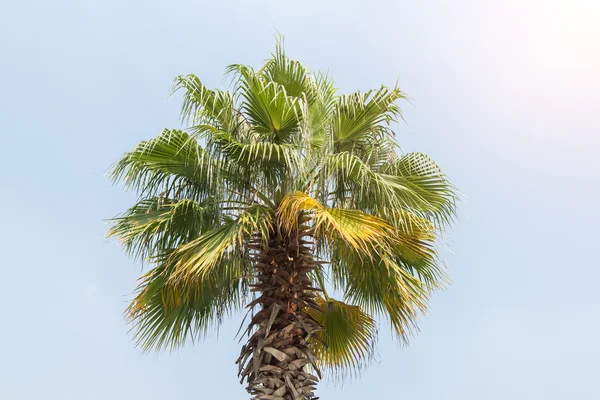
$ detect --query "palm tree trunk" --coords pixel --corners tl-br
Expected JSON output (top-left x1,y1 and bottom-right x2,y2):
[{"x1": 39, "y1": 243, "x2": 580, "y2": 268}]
[{"x1": 237, "y1": 221, "x2": 323, "y2": 400}]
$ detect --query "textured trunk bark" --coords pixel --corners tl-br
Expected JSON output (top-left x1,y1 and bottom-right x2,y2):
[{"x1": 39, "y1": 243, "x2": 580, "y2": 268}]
[{"x1": 237, "y1": 220, "x2": 323, "y2": 400}]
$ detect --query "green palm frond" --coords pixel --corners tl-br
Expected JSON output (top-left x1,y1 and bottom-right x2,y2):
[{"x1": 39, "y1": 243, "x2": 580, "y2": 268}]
[
  {"x1": 306, "y1": 73, "x2": 336, "y2": 149},
  {"x1": 231, "y1": 65, "x2": 302, "y2": 142},
  {"x1": 380, "y1": 152, "x2": 458, "y2": 226},
  {"x1": 260, "y1": 37, "x2": 317, "y2": 103},
  {"x1": 109, "y1": 129, "x2": 221, "y2": 199},
  {"x1": 331, "y1": 243, "x2": 433, "y2": 341},
  {"x1": 321, "y1": 151, "x2": 405, "y2": 210},
  {"x1": 173, "y1": 74, "x2": 243, "y2": 133},
  {"x1": 325, "y1": 202, "x2": 447, "y2": 339},
  {"x1": 322, "y1": 151, "x2": 458, "y2": 229},
  {"x1": 107, "y1": 196, "x2": 220, "y2": 260},
  {"x1": 204, "y1": 129, "x2": 300, "y2": 171},
  {"x1": 332, "y1": 85, "x2": 405, "y2": 151},
  {"x1": 307, "y1": 296, "x2": 377, "y2": 378},
  {"x1": 128, "y1": 254, "x2": 249, "y2": 351}
]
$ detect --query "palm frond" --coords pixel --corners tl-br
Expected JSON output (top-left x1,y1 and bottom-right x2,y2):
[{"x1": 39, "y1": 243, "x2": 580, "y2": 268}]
[
  {"x1": 380, "y1": 152, "x2": 459, "y2": 227},
  {"x1": 332, "y1": 85, "x2": 405, "y2": 150},
  {"x1": 199, "y1": 128, "x2": 301, "y2": 171},
  {"x1": 107, "y1": 196, "x2": 220, "y2": 261},
  {"x1": 232, "y1": 65, "x2": 303, "y2": 143},
  {"x1": 260, "y1": 36, "x2": 317, "y2": 103},
  {"x1": 306, "y1": 72, "x2": 337, "y2": 149},
  {"x1": 173, "y1": 74, "x2": 243, "y2": 134},
  {"x1": 330, "y1": 242, "x2": 435, "y2": 341},
  {"x1": 128, "y1": 254, "x2": 249, "y2": 351},
  {"x1": 321, "y1": 151, "x2": 403, "y2": 209},
  {"x1": 170, "y1": 204, "x2": 274, "y2": 281},
  {"x1": 322, "y1": 151, "x2": 457, "y2": 230},
  {"x1": 307, "y1": 296, "x2": 377, "y2": 379},
  {"x1": 279, "y1": 192, "x2": 396, "y2": 257},
  {"x1": 109, "y1": 129, "x2": 221, "y2": 199}
]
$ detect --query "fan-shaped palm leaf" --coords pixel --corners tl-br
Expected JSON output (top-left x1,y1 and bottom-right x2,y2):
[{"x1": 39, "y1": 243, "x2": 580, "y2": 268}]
[{"x1": 307, "y1": 296, "x2": 377, "y2": 377}]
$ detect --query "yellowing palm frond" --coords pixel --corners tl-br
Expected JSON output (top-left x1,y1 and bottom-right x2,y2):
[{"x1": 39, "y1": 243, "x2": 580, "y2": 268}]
[
  {"x1": 279, "y1": 191, "x2": 395, "y2": 256},
  {"x1": 170, "y1": 205, "x2": 274, "y2": 281}
]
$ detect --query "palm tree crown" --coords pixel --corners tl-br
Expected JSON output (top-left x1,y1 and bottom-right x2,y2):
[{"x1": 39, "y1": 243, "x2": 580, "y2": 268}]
[{"x1": 109, "y1": 38, "x2": 458, "y2": 399}]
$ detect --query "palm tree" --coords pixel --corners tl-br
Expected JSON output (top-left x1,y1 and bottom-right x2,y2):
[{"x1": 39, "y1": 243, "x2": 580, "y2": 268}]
[{"x1": 108, "y1": 38, "x2": 457, "y2": 400}]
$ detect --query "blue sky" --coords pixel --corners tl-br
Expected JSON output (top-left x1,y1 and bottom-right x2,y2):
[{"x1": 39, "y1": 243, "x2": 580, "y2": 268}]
[{"x1": 1, "y1": 0, "x2": 599, "y2": 398}]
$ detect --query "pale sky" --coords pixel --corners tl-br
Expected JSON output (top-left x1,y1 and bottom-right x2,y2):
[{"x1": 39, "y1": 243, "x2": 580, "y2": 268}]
[{"x1": 1, "y1": 0, "x2": 599, "y2": 399}]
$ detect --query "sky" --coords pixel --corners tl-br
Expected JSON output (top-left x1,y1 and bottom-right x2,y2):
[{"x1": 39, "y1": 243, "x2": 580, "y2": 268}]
[{"x1": 1, "y1": 0, "x2": 599, "y2": 398}]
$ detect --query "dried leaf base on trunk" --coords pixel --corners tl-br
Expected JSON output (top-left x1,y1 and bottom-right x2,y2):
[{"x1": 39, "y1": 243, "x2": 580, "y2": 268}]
[{"x1": 237, "y1": 224, "x2": 323, "y2": 400}]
